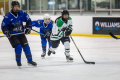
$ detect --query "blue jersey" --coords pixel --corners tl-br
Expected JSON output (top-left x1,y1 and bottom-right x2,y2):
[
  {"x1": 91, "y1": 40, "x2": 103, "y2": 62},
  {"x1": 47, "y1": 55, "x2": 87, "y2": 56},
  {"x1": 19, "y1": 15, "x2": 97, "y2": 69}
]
[
  {"x1": 1, "y1": 10, "x2": 32, "y2": 35},
  {"x1": 32, "y1": 20, "x2": 53, "y2": 35}
]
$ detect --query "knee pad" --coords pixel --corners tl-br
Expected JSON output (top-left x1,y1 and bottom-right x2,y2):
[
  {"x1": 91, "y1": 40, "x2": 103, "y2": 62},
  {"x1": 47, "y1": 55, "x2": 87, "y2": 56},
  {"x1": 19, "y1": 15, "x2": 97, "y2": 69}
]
[
  {"x1": 64, "y1": 41, "x2": 70, "y2": 49},
  {"x1": 23, "y1": 45, "x2": 32, "y2": 61}
]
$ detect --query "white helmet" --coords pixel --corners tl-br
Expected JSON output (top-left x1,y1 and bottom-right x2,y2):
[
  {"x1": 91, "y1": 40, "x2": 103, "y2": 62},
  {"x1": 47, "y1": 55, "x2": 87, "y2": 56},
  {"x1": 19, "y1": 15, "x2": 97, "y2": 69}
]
[{"x1": 43, "y1": 13, "x2": 51, "y2": 20}]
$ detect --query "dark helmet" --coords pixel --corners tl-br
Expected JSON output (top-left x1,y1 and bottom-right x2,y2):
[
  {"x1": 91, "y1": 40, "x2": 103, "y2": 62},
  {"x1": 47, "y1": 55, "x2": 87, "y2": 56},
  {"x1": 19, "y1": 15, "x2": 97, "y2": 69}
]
[
  {"x1": 61, "y1": 10, "x2": 69, "y2": 22},
  {"x1": 11, "y1": 1, "x2": 20, "y2": 8},
  {"x1": 61, "y1": 10, "x2": 69, "y2": 16}
]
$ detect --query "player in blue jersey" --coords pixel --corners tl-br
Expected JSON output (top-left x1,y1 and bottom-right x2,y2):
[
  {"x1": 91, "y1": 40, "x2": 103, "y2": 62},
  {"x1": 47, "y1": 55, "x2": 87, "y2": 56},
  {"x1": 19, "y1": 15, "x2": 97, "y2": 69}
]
[
  {"x1": 1, "y1": 1, "x2": 37, "y2": 68},
  {"x1": 32, "y1": 14, "x2": 55, "y2": 58}
]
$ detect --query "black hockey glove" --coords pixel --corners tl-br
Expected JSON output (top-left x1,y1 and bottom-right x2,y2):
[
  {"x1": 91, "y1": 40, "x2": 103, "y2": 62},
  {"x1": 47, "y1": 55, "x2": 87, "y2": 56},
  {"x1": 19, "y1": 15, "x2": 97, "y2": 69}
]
[
  {"x1": 44, "y1": 30, "x2": 51, "y2": 37},
  {"x1": 64, "y1": 28, "x2": 73, "y2": 37},
  {"x1": 25, "y1": 26, "x2": 31, "y2": 34},
  {"x1": 5, "y1": 30, "x2": 11, "y2": 38},
  {"x1": 61, "y1": 27, "x2": 67, "y2": 31}
]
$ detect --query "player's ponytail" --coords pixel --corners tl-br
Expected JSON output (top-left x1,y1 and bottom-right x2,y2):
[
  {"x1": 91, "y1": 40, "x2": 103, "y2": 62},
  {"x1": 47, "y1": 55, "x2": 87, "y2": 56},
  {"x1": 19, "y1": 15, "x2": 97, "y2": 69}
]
[{"x1": 55, "y1": 16, "x2": 62, "y2": 23}]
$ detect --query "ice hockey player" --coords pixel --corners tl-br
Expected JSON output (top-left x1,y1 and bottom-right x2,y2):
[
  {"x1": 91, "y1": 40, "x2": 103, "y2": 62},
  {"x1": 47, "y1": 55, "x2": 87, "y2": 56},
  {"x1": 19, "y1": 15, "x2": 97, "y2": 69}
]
[
  {"x1": 48, "y1": 10, "x2": 73, "y2": 61},
  {"x1": 1, "y1": 1, "x2": 37, "y2": 68},
  {"x1": 32, "y1": 14, "x2": 55, "y2": 58}
]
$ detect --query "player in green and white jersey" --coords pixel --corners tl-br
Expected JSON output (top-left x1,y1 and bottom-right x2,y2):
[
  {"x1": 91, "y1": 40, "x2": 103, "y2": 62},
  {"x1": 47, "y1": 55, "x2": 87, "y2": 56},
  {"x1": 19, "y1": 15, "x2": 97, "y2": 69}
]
[{"x1": 48, "y1": 10, "x2": 73, "y2": 61}]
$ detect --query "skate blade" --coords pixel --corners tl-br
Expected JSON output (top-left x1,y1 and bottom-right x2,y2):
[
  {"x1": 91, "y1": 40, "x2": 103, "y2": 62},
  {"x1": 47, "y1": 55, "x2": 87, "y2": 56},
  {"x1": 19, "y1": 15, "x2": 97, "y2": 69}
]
[
  {"x1": 52, "y1": 52, "x2": 55, "y2": 55},
  {"x1": 41, "y1": 57, "x2": 45, "y2": 59},
  {"x1": 18, "y1": 66, "x2": 21, "y2": 69},
  {"x1": 66, "y1": 59, "x2": 73, "y2": 62},
  {"x1": 28, "y1": 63, "x2": 37, "y2": 67}
]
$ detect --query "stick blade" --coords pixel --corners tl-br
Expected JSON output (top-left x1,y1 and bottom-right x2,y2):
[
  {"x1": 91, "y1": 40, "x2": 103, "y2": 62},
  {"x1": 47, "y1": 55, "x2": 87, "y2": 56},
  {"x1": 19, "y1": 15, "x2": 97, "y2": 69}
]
[
  {"x1": 109, "y1": 32, "x2": 119, "y2": 39},
  {"x1": 0, "y1": 36, "x2": 5, "y2": 38},
  {"x1": 85, "y1": 61, "x2": 95, "y2": 64}
]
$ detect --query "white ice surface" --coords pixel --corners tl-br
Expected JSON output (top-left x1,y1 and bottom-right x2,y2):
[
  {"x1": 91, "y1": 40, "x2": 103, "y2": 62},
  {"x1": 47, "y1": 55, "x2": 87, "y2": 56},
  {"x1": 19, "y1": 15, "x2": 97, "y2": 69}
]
[{"x1": 0, "y1": 34, "x2": 120, "y2": 80}]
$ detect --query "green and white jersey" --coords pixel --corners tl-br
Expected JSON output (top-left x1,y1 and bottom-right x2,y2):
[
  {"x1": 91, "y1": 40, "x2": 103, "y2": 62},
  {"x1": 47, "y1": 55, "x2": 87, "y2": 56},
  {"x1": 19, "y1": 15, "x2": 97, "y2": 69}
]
[{"x1": 50, "y1": 17, "x2": 72, "y2": 41}]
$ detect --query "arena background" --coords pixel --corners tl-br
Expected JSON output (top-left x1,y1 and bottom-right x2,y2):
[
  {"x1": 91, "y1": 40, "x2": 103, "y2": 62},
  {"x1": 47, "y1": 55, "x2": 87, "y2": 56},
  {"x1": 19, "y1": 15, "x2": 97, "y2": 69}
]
[{"x1": 0, "y1": 0, "x2": 120, "y2": 38}]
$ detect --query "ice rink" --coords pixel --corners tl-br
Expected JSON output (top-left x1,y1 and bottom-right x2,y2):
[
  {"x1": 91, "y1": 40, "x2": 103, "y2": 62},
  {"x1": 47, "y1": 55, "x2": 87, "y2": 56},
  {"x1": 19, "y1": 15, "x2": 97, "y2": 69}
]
[{"x1": 0, "y1": 34, "x2": 120, "y2": 80}]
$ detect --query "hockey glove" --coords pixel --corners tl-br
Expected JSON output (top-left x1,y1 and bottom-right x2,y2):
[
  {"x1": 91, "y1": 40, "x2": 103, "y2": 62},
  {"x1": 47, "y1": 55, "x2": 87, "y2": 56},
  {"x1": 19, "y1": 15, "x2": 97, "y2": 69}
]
[
  {"x1": 25, "y1": 26, "x2": 31, "y2": 34},
  {"x1": 64, "y1": 28, "x2": 73, "y2": 37},
  {"x1": 61, "y1": 27, "x2": 67, "y2": 31},
  {"x1": 5, "y1": 30, "x2": 11, "y2": 38},
  {"x1": 44, "y1": 31, "x2": 51, "y2": 37}
]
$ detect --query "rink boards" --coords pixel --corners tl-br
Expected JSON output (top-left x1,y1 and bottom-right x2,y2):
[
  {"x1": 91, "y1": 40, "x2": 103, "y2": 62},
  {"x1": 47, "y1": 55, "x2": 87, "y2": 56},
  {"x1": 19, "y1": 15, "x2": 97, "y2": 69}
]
[{"x1": 0, "y1": 15, "x2": 120, "y2": 37}]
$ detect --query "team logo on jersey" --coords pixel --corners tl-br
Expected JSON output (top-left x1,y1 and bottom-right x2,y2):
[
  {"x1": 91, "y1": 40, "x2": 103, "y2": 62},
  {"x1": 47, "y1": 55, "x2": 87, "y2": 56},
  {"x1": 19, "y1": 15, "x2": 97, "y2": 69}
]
[
  {"x1": 2, "y1": 22, "x2": 5, "y2": 26},
  {"x1": 13, "y1": 27, "x2": 22, "y2": 32},
  {"x1": 94, "y1": 21, "x2": 100, "y2": 31},
  {"x1": 5, "y1": 14, "x2": 8, "y2": 18},
  {"x1": 38, "y1": 21, "x2": 41, "y2": 24},
  {"x1": 24, "y1": 43, "x2": 28, "y2": 45},
  {"x1": 13, "y1": 22, "x2": 23, "y2": 32},
  {"x1": 10, "y1": 19, "x2": 13, "y2": 21},
  {"x1": 26, "y1": 15, "x2": 30, "y2": 20}
]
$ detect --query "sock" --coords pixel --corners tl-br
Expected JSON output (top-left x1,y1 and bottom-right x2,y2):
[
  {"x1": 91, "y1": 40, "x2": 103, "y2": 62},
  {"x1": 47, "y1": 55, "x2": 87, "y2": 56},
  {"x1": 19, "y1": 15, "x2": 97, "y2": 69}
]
[
  {"x1": 15, "y1": 44, "x2": 22, "y2": 62},
  {"x1": 64, "y1": 41, "x2": 70, "y2": 56},
  {"x1": 41, "y1": 38, "x2": 47, "y2": 52},
  {"x1": 23, "y1": 45, "x2": 32, "y2": 62}
]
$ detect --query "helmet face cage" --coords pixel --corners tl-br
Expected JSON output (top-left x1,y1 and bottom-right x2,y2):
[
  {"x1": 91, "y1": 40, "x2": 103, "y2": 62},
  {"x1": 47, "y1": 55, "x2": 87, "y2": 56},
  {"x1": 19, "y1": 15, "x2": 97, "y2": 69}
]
[
  {"x1": 11, "y1": 1, "x2": 20, "y2": 8},
  {"x1": 61, "y1": 10, "x2": 69, "y2": 22}
]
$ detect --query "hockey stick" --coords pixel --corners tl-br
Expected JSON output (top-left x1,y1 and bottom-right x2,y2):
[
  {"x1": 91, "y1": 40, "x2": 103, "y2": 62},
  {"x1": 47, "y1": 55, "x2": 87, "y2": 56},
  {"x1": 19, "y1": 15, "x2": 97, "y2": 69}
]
[
  {"x1": 0, "y1": 32, "x2": 25, "y2": 38},
  {"x1": 31, "y1": 29, "x2": 44, "y2": 35},
  {"x1": 1, "y1": 8, "x2": 25, "y2": 36},
  {"x1": 1, "y1": 8, "x2": 44, "y2": 36},
  {"x1": 70, "y1": 35, "x2": 95, "y2": 64},
  {"x1": 0, "y1": 29, "x2": 44, "y2": 38},
  {"x1": 0, "y1": 35, "x2": 5, "y2": 38},
  {"x1": 109, "y1": 32, "x2": 120, "y2": 39}
]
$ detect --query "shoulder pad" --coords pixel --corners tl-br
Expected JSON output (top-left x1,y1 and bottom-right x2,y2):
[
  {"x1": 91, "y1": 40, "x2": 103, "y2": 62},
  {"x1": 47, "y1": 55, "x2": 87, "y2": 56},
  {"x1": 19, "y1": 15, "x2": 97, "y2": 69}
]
[
  {"x1": 38, "y1": 20, "x2": 42, "y2": 24},
  {"x1": 50, "y1": 20, "x2": 54, "y2": 24},
  {"x1": 4, "y1": 13, "x2": 9, "y2": 18},
  {"x1": 56, "y1": 18, "x2": 64, "y2": 27},
  {"x1": 68, "y1": 17, "x2": 72, "y2": 20},
  {"x1": 19, "y1": 10, "x2": 24, "y2": 13}
]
